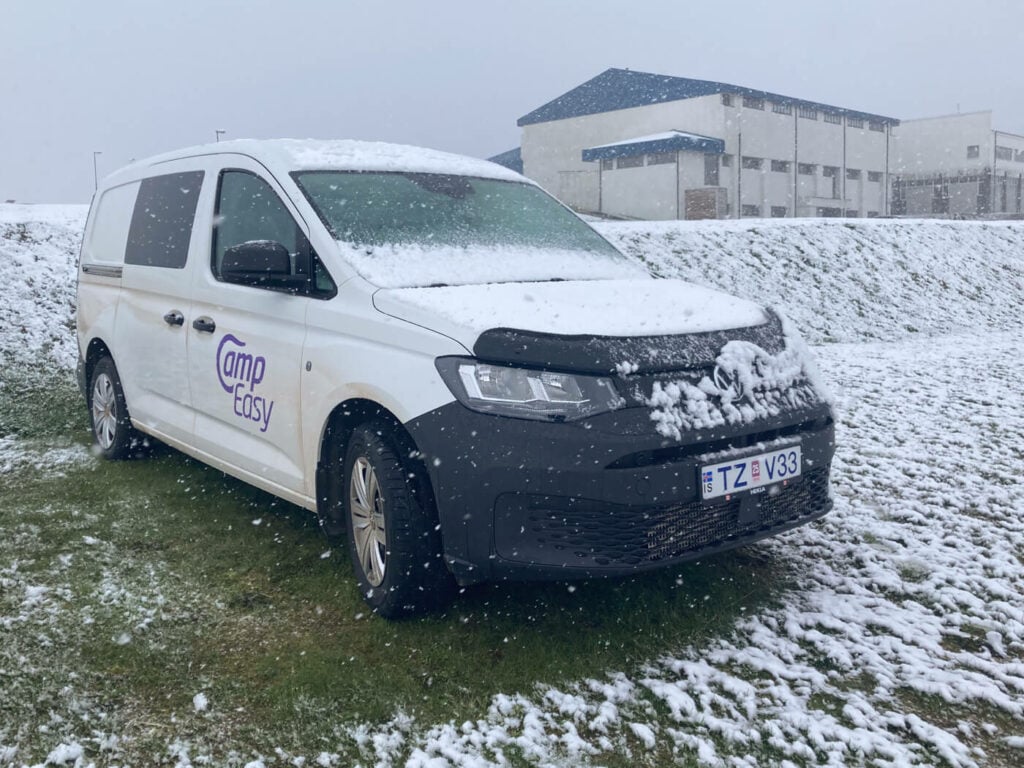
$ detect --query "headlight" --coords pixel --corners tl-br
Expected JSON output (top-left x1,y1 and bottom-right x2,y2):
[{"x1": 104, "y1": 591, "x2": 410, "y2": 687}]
[{"x1": 435, "y1": 357, "x2": 623, "y2": 421}]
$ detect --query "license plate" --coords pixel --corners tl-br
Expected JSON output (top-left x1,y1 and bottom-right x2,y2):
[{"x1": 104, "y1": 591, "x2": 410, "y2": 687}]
[{"x1": 700, "y1": 445, "x2": 802, "y2": 500}]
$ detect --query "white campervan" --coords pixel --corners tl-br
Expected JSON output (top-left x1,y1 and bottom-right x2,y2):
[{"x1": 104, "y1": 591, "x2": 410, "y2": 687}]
[{"x1": 77, "y1": 139, "x2": 835, "y2": 617}]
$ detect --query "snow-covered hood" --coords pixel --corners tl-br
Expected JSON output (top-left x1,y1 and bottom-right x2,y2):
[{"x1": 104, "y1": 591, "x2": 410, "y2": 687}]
[{"x1": 373, "y1": 278, "x2": 769, "y2": 352}]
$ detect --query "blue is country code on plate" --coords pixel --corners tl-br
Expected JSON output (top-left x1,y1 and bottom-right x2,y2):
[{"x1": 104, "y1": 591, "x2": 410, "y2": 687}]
[{"x1": 700, "y1": 446, "x2": 802, "y2": 500}]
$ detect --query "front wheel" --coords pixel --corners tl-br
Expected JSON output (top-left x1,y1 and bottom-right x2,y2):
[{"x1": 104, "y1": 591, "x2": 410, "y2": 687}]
[
  {"x1": 341, "y1": 422, "x2": 454, "y2": 618},
  {"x1": 88, "y1": 356, "x2": 139, "y2": 460}
]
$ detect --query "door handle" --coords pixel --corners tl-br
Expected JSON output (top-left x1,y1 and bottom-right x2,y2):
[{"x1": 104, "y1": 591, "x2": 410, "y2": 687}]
[
  {"x1": 163, "y1": 310, "x2": 185, "y2": 327},
  {"x1": 192, "y1": 316, "x2": 216, "y2": 333}
]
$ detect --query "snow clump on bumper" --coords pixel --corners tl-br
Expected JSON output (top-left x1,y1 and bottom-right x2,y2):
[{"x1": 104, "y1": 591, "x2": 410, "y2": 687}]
[{"x1": 647, "y1": 312, "x2": 832, "y2": 440}]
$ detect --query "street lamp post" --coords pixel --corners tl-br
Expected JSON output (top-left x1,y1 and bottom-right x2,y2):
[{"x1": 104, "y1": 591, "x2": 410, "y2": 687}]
[
  {"x1": 215, "y1": 129, "x2": 226, "y2": 143},
  {"x1": 92, "y1": 151, "x2": 102, "y2": 191}
]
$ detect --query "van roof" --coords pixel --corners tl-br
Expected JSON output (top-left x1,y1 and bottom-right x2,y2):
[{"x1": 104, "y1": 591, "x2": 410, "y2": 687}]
[{"x1": 103, "y1": 139, "x2": 527, "y2": 186}]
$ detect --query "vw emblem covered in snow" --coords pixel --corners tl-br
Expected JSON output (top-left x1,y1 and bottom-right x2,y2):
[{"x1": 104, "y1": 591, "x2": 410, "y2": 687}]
[{"x1": 713, "y1": 365, "x2": 745, "y2": 399}]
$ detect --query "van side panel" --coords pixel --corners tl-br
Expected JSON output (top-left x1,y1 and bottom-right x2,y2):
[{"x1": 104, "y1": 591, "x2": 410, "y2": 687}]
[
  {"x1": 77, "y1": 182, "x2": 140, "y2": 390},
  {"x1": 187, "y1": 161, "x2": 310, "y2": 495},
  {"x1": 113, "y1": 168, "x2": 207, "y2": 444},
  {"x1": 302, "y1": 296, "x2": 464, "y2": 499}
]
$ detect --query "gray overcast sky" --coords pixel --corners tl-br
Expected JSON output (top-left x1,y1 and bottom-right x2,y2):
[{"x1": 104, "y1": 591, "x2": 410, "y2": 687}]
[{"x1": 2, "y1": 0, "x2": 1022, "y2": 202}]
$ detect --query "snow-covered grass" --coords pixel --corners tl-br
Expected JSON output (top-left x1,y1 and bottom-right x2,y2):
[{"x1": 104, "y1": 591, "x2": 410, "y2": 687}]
[
  {"x1": 1, "y1": 206, "x2": 1023, "y2": 766},
  {"x1": 0, "y1": 204, "x2": 86, "y2": 371},
  {"x1": 598, "y1": 217, "x2": 1024, "y2": 345},
  {"x1": 398, "y1": 330, "x2": 1024, "y2": 767}
]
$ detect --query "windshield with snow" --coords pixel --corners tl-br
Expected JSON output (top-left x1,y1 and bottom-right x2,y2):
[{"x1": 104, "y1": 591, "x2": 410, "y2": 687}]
[{"x1": 291, "y1": 171, "x2": 641, "y2": 288}]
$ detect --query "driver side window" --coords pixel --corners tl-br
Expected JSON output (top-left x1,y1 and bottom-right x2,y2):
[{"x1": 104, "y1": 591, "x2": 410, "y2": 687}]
[
  {"x1": 213, "y1": 170, "x2": 337, "y2": 297},
  {"x1": 213, "y1": 170, "x2": 301, "y2": 279}
]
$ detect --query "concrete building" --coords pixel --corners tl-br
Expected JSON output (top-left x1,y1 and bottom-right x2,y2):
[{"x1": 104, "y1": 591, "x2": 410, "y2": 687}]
[
  {"x1": 890, "y1": 112, "x2": 1024, "y2": 217},
  {"x1": 494, "y1": 68, "x2": 899, "y2": 220}
]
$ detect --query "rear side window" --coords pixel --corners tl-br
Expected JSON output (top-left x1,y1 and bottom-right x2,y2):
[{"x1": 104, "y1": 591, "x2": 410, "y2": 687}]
[
  {"x1": 125, "y1": 171, "x2": 204, "y2": 268},
  {"x1": 84, "y1": 181, "x2": 140, "y2": 265}
]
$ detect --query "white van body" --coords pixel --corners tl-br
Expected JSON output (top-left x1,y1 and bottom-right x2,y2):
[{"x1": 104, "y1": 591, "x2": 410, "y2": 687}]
[{"x1": 77, "y1": 139, "x2": 834, "y2": 617}]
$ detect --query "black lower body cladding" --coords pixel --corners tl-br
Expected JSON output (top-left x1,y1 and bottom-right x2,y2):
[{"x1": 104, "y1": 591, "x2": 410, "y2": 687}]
[{"x1": 406, "y1": 399, "x2": 835, "y2": 586}]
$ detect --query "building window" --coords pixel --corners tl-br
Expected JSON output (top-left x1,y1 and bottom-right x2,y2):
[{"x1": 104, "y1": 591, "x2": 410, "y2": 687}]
[
  {"x1": 822, "y1": 166, "x2": 840, "y2": 178},
  {"x1": 647, "y1": 152, "x2": 676, "y2": 165},
  {"x1": 772, "y1": 102, "x2": 792, "y2": 115},
  {"x1": 846, "y1": 168, "x2": 862, "y2": 180},
  {"x1": 868, "y1": 121, "x2": 885, "y2": 132},
  {"x1": 601, "y1": 158, "x2": 614, "y2": 171},
  {"x1": 704, "y1": 154, "x2": 719, "y2": 186},
  {"x1": 967, "y1": 145, "x2": 980, "y2": 159},
  {"x1": 1016, "y1": 149, "x2": 1024, "y2": 163},
  {"x1": 866, "y1": 211, "x2": 881, "y2": 218},
  {"x1": 847, "y1": 117, "x2": 864, "y2": 129},
  {"x1": 771, "y1": 159, "x2": 791, "y2": 173},
  {"x1": 867, "y1": 170, "x2": 883, "y2": 182},
  {"x1": 741, "y1": 204, "x2": 761, "y2": 217},
  {"x1": 823, "y1": 112, "x2": 842, "y2": 125},
  {"x1": 741, "y1": 156, "x2": 763, "y2": 170},
  {"x1": 616, "y1": 155, "x2": 644, "y2": 169},
  {"x1": 742, "y1": 96, "x2": 765, "y2": 110},
  {"x1": 721, "y1": 93, "x2": 733, "y2": 106},
  {"x1": 798, "y1": 162, "x2": 816, "y2": 175},
  {"x1": 846, "y1": 209, "x2": 860, "y2": 217},
  {"x1": 798, "y1": 106, "x2": 818, "y2": 120},
  {"x1": 770, "y1": 206, "x2": 788, "y2": 218},
  {"x1": 995, "y1": 146, "x2": 1014, "y2": 161},
  {"x1": 721, "y1": 154, "x2": 733, "y2": 167}
]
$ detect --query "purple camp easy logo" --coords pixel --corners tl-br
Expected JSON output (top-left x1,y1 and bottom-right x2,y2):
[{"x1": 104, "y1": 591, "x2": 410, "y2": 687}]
[{"x1": 216, "y1": 334, "x2": 274, "y2": 433}]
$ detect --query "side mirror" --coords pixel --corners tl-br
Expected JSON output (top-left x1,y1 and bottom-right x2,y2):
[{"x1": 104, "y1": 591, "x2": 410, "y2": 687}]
[{"x1": 220, "y1": 240, "x2": 307, "y2": 291}]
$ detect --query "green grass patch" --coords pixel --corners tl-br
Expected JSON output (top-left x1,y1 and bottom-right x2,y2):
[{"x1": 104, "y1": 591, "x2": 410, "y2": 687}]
[
  {"x1": 0, "y1": 360, "x2": 804, "y2": 764},
  {"x1": 0, "y1": 359, "x2": 83, "y2": 440}
]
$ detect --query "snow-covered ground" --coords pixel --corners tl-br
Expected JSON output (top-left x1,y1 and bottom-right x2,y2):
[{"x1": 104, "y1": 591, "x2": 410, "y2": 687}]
[
  {"x1": 0, "y1": 204, "x2": 86, "y2": 370},
  {"x1": 395, "y1": 330, "x2": 1024, "y2": 767},
  {"x1": 1, "y1": 206, "x2": 1023, "y2": 766},
  {"x1": 599, "y1": 218, "x2": 1024, "y2": 345}
]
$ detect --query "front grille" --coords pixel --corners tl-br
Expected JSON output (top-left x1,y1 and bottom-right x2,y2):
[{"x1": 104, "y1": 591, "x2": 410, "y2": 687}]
[
  {"x1": 605, "y1": 415, "x2": 832, "y2": 469},
  {"x1": 518, "y1": 467, "x2": 830, "y2": 567}
]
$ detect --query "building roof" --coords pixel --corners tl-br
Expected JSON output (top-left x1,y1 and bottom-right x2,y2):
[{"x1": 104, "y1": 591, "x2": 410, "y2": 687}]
[
  {"x1": 582, "y1": 131, "x2": 725, "y2": 161},
  {"x1": 518, "y1": 68, "x2": 899, "y2": 127},
  {"x1": 487, "y1": 147, "x2": 523, "y2": 174}
]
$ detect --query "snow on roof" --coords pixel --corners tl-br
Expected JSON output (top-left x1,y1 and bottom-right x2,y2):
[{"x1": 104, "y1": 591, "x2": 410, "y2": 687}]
[
  {"x1": 582, "y1": 130, "x2": 725, "y2": 161},
  {"x1": 587, "y1": 130, "x2": 714, "y2": 149},
  {"x1": 106, "y1": 139, "x2": 527, "y2": 186},
  {"x1": 519, "y1": 68, "x2": 900, "y2": 127}
]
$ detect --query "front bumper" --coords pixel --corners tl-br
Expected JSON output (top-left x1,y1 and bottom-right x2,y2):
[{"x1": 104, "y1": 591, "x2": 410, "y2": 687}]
[{"x1": 406, "y1": 400, "x2": 835, "y2": 586}]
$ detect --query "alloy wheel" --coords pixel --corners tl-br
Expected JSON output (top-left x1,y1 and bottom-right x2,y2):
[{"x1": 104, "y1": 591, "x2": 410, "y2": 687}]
[
  {"x1": 349, "y1": 456, "x2": 387, "y2": 586},
  {"x1": 91, "y1": 373, "x2": 117, "y2": 450}
]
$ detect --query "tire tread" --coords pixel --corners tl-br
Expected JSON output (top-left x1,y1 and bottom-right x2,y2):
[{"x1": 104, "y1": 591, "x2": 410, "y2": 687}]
[{"x1": 343, "y1": 421, "x2": 454, "y2": 617}]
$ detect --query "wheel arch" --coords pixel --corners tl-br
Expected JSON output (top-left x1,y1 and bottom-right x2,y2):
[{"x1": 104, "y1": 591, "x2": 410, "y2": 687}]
[
  {"x1": 315, "y1": 398, "x2": 436, "y2": 525},
  {"x1": 84, "y1": 337, "x2": 116, "y2": 394}
]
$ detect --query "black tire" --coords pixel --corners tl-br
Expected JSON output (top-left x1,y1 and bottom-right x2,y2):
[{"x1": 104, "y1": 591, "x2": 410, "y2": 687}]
[
  {"x1": 88, "y1": 356, "x2": 139, "y2": 460},
  {"x1": 337, "y1": 421, "x2": 455, "y2": 618}
]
